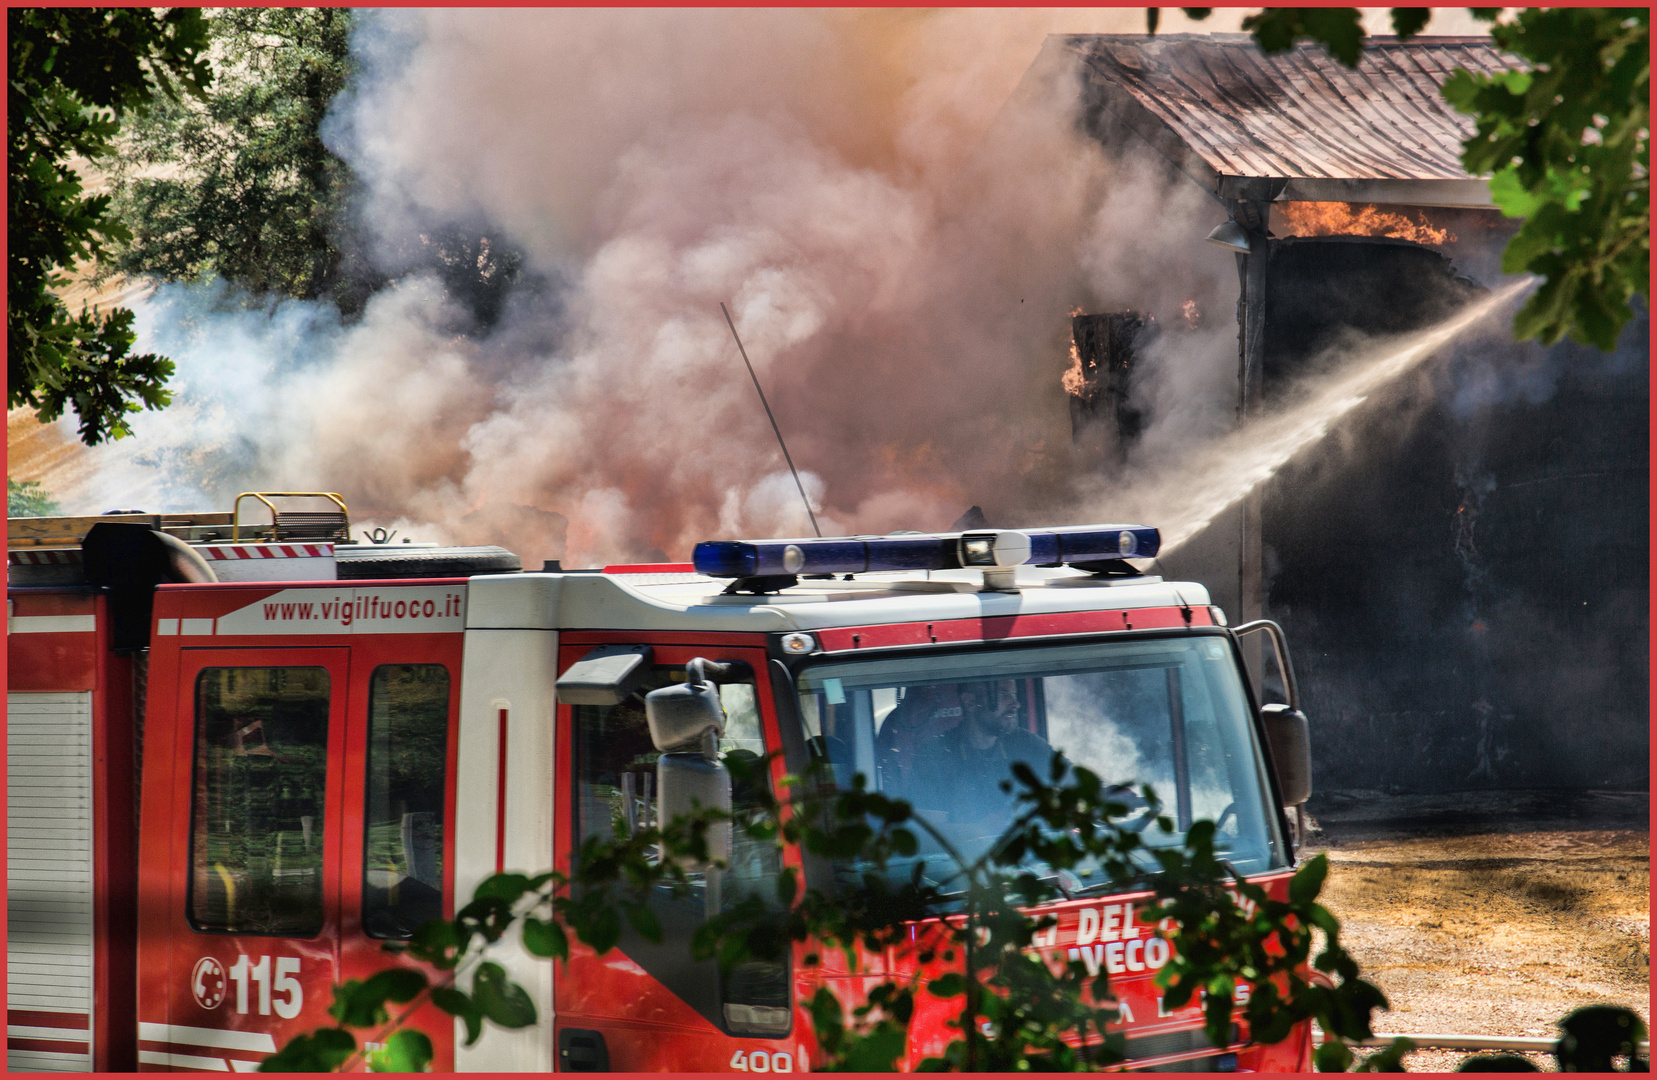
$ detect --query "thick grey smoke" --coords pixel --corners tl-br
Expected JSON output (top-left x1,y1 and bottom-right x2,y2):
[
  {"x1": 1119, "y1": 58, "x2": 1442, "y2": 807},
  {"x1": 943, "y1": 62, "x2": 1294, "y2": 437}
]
[
  {"x1": 314, "y1": 7, "x2": 1143, "y2": 565},
  {"x1": 44, "y1": 9, "x2": 1270, "y2": 566}
]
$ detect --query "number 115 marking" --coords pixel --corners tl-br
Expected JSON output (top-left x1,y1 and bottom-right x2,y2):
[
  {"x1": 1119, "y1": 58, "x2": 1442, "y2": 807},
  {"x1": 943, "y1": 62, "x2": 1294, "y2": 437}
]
[{"x1": 227, "y1": 955, "x2": 304, "y2": 1019}]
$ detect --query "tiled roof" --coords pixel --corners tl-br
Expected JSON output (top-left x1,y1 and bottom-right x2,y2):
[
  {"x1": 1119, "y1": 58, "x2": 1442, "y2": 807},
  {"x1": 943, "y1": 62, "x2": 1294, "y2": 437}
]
[{"x1": 1065, "y1": 34, "x2": 1515, "y2": 203}]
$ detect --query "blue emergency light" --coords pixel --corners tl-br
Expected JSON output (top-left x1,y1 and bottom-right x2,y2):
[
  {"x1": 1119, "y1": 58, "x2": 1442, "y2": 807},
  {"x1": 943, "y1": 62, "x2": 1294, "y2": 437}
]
[{"x1": 691, "y1": 524, "x2": 1159, "y2": 579}]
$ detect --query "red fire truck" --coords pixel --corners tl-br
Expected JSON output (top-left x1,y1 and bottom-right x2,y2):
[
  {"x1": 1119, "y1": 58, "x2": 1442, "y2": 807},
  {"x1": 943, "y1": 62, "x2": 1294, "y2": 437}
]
[{"x1": 7, "y1": 495, "x2": 1315, "y2": 1072}]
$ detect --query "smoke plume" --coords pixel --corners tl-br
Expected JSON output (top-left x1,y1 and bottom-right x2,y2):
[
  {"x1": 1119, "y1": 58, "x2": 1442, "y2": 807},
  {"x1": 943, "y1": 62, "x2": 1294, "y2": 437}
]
[{"x1": 24, "y1": 9, "x2": 1489, "y2": 566}]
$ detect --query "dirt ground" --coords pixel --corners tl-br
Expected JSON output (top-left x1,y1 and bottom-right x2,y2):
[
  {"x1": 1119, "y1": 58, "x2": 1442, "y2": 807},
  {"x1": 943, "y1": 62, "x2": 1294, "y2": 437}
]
[{"x1": 1303, "y1": 789, "x2": 1650, "y2": 1072}]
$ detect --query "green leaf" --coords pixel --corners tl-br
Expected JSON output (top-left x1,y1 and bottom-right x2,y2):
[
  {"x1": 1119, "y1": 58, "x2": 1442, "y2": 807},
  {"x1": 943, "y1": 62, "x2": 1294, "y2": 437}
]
[
  {"x1": 1441, "y1": 7, "x2": 1649, "y2": 349},
  {"x1": 1241, "y1": 8, "x2": 1365, "y2": 66},
  {"x1": 1456, "y1": 1054, "x2": 1541, "y2": 1071},
  {"x1": 1488, "y1": 167, "x2": 1547, "y2": 220},
  {"x1": 776, "y1": 867, "x2": 799, "y2": 907},
  {"x1": 328, "y1": 969, "x2": 427, "y2": 1028},
  {"x1": 473, "y1": 873, "x2": 533, "y2": 904},
  {"x1": 839, "y1": 1022, "x2": 909, "y2": 1072},
  {"x1": 1389, "y1": 9, "x2": 1430, "y2": 39},
  {"x1": 522, "y1": 916, "x2": 568, "y2": 960},
  {"x1": 367, "y1": 968, "x2": 429, "y2": 1005},
  {"x1": 809, "y1": 986, "x2": 846, "y2": 1047},
  {"x1": 472, "y1": 962, "x2": 538, "y2": 1029},
  {"x1": 1203, "y1": 985, "x2": 1234, "y2": 1047},
  {"x1": 1289, "y1": 853, "x2": 1329, "y2": 906},
  {"x1": 7, "y1": 7, "x2": 221, "y2": 444},
  {"x1": 328, "y1": 979, "x2": 383, "y2": 1029},
  {"x1": 1357, "y1": 1036, "x2": 1416, "y2": 1072},
  {"x1": 1557, "y1": 1004, "x2": 1648, "y2": 1072},
  {"x1": 258, "y1": 1028, "x2": 356, "y2": 1072},
  {"x1": 369, "y1": 1029, "x2": 434, "y2": 1073},
  {"x1": 1497, "y1": 69, "x2": 1532, "y2": 96},
  {"x1": 407, "y1": 918, "x2": 462, "y2": 968},
  {"x1": 430, "y1": 987, "x2": 483, "y2": 1046},
  {"x1": 429, "y1": 986, "x2": 470, "y2": 1018},
  {"x1": 1440, "y1": 68, "x2": 1480, "y2": 110},
  {"x1": 927, "y1": 973, "x2": 967, "y2": 999},
  {"x1": 579, "y1": 904, "x2": 623, "y2": 955},
  {"x1": 623, "y1": 901, "x2": 663, "y2": 943},
  {"x1": 1315, "y1": 1039, "x2": 1355, "y2": 1072}
]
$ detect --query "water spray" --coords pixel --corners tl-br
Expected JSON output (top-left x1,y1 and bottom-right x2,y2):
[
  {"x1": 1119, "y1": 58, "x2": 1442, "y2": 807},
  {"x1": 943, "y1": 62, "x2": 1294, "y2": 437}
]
[{"x1": 1135, "y1": 279, "x2": 1536, "y2": 557}]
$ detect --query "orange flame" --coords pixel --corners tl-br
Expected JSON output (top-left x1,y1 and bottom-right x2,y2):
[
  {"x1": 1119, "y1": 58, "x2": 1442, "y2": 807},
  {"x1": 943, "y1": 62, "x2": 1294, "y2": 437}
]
[
  {"x1": 1277, "y1": 202, "x2": 1456, "y2": 245},
  {"x1": 1061, "y1": 340, "x2": 1090, "y2": 398}
]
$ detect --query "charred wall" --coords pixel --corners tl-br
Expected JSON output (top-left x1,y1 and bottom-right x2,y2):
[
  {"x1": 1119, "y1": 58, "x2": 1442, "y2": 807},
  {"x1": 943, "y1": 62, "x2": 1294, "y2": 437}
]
[
  {"x1": 1260, "y1": 237, "x2": 1486, "y2": 392},
  {"x1": 1068, "y1": 311, "x2": 1150, "y2": 458},
  {"x1": 1257, "y1": 238, "x2": 1649, "y2": 794}
]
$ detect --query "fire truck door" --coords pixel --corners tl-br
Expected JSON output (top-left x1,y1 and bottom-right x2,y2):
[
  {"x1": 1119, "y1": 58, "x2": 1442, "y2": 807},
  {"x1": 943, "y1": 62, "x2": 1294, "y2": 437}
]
[
  {"x1": 555, "y1": 642, "x2": 799, "y2": 1072},
  {"x1": 154, "y1": 649, "x2": 348, "y2": 1072}
]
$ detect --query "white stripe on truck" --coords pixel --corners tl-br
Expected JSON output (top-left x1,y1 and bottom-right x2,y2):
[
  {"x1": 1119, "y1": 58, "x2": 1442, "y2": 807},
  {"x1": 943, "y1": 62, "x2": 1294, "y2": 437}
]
[
  {"x1": 8, "y1": 615, "x2": 96, "y2": 634},
  {"x1": 137, "y1": 1023, "x2": 277, "y2": 1053}
]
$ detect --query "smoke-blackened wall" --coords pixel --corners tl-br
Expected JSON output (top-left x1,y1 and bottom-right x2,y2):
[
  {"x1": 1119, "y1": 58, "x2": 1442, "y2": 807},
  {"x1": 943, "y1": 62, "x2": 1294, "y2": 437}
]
[{"x1": 1259, "y1": 239, "x2": 1649, "y2": 793}]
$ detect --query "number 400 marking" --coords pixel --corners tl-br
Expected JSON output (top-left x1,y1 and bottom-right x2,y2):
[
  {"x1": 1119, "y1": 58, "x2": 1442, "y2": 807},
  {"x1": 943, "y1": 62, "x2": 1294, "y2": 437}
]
[
  {"x1": 731, "y1": 1050, "x2": 795, "y2": 1072},
  {"x1": 227, "y1": 955, "x2": 304, "y2": 1019}
]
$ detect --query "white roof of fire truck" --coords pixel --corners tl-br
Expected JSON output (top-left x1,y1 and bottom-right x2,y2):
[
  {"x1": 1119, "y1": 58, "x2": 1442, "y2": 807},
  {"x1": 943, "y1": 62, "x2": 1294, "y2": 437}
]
[
  {"x1": 8, "y1": 501, "x2": 1219, "y2": 633},
  {"x1": 470, "y1": 525, "x2": 1216, "y2": 635},
  {"x1": 470, "y1": 564, "x2": 1213, "y2": 635}
]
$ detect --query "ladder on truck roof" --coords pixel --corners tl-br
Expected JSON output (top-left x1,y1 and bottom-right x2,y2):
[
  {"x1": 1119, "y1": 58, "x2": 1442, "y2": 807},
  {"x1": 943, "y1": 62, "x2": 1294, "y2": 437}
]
[
  {"x1": 6, "y1": 492, "x2": 352, "y2": 550},
  {"x1": 232, "y1": 491, "x2": 350, "y2": 542}
]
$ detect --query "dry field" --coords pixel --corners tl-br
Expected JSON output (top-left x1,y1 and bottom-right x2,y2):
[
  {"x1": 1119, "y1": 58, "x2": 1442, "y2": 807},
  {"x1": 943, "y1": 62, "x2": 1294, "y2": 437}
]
[{"x1": 1304, "y1": 789, "x2": 1650, "y2": 1072}]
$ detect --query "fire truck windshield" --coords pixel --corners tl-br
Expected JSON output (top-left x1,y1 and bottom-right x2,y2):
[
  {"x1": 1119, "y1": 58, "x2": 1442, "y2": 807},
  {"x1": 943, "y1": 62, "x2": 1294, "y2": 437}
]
[{"x1": 793, "y1": 634, "x2": 1288, "y2": 891}]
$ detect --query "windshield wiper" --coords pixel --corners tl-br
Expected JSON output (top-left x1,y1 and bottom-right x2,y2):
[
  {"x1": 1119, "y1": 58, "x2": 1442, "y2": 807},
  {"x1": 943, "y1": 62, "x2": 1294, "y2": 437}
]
[{"x1": 1066, "y1": 875, "x2": 1147, "y2": 898}]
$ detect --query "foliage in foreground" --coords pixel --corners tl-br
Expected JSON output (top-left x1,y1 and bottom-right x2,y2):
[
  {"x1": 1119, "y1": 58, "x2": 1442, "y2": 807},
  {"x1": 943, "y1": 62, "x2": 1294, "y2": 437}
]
[
  {"x1": 7, "y1": 8, "x2": 211, "y2": 444},
  {"x1": 266, "y1": 759, "x2": 1395, "y2": 1071},
  {"x1": 1442, "y1": 8, "x2": 1649, "y2": 351},
  {"x1": 264, "y1": 753, "x2": 1651, "y2": 1072}
]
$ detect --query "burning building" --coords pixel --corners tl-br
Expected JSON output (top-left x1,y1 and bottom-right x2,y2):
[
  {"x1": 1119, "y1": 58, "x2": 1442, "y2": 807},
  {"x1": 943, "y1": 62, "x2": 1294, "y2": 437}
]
[{"x1": 1044, "y1": 34, "x2": 1648, "y2": 793}]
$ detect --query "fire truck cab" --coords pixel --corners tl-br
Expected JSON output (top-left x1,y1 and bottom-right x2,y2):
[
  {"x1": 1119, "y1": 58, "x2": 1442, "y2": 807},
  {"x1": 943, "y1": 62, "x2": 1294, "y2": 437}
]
[{"x1": 8, "y1": 505, "x2": 1314, "y2": 1072}]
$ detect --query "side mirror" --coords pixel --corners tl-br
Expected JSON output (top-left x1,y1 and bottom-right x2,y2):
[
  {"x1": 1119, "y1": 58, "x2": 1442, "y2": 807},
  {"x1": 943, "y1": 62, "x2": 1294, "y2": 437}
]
[
  {"x1": 644, "y1": 658, "x2": 728, "y2": 752},
  {"x1": 647, "y1": 658, "x2": 742, "y2": 874},
  {"x1": 656, "y1": 753, "x2": 732, "y2": 871},
  {"x1": 1261, "y1": 703, "x2": 1312, "y2": 806},
  {"x1": 555, "y1": 645, "x2": 654, "y2": 706}
]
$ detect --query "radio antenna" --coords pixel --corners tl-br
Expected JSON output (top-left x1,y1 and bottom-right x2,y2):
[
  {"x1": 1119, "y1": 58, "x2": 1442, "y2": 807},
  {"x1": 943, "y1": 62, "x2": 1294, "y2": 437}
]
[{"x1": 721, "y1": 301, "x2": 822, "y2": 537}]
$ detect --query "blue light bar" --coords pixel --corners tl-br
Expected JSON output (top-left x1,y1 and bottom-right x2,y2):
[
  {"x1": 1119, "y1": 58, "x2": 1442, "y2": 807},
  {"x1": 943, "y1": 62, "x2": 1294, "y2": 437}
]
[
  {"x1": 691, "y1": 524, "x2": 1159, "y2": 578},
  {"x1": 1023, "y1": 524, "x2": 1160, "y2": 564}
]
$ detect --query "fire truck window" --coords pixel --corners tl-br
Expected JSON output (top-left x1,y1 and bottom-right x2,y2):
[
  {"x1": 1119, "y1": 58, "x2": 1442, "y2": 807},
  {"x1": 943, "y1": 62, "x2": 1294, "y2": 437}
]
[
  {"x1": 573, "y1": 669, "x2": 672, "y2": 846},
  {"x1": 189, "y1": 667, "x2": 330, "y2": 936},
  {"x1": 796, "y1": 637, "x2": 1287, "y2": 888},
  {"x1": 573, "y1": 672, "x2": 771, "y2": 845},
  {"x1": 363, "y1": 664, "x2": 450, "y2": 939}
]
